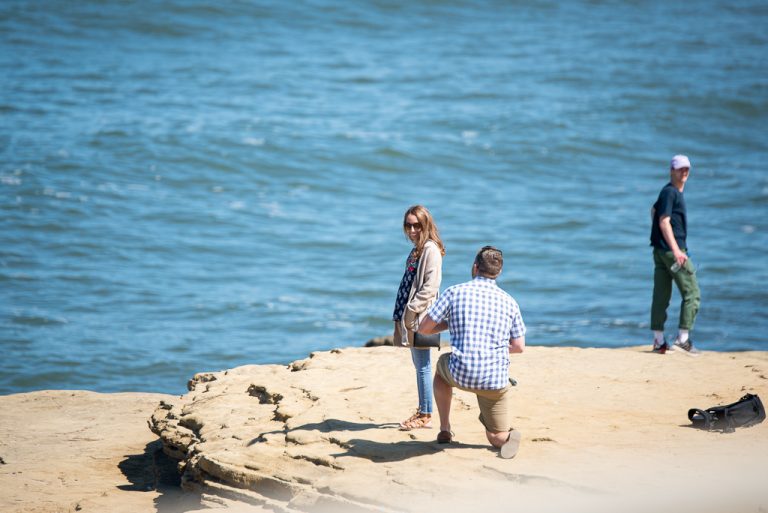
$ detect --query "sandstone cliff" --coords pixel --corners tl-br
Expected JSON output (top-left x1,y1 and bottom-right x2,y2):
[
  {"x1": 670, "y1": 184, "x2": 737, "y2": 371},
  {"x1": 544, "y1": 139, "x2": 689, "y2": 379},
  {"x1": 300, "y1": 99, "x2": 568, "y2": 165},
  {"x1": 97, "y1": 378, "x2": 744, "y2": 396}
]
[{"x1": 148, "y1": 346, "x2": 768, "y2": 513}]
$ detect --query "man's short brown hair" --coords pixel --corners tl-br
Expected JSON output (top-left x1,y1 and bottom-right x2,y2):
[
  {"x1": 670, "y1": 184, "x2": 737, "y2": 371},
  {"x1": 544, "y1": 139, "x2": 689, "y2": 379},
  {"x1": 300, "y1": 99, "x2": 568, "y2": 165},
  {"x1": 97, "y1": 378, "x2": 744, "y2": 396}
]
[{"x1": 474, "y1": 246, "x2": 503, "y2": 278}]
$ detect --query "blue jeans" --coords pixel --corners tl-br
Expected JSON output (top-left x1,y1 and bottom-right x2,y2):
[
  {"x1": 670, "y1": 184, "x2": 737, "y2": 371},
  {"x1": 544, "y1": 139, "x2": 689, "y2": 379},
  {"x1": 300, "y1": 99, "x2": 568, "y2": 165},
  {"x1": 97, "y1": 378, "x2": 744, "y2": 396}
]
[{"x1": 410, "y1": 348, "x2": 433, "y2": 414}]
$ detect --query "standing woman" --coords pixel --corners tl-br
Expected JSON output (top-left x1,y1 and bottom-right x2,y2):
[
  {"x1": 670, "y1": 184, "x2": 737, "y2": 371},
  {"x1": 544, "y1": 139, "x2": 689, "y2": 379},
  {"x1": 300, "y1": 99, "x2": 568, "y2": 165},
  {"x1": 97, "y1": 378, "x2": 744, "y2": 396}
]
[{"x1": 393, "y1": 205, "x2": 446, "y2": 430}]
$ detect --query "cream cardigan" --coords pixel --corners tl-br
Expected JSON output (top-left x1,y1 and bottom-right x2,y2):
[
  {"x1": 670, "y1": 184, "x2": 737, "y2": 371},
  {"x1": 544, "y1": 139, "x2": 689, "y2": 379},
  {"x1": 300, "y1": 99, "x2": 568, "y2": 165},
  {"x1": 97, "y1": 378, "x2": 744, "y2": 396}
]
[{"x1": 393, "y1": 239, "x2": 443, "y2": 348}]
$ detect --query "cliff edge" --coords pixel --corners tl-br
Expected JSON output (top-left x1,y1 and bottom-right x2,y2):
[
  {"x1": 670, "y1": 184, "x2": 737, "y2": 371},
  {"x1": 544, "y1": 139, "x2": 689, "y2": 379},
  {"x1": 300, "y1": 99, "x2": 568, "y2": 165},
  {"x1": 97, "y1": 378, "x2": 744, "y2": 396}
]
[{"x1": 148, "y1": 346, "x2": 768, "y2": 513}]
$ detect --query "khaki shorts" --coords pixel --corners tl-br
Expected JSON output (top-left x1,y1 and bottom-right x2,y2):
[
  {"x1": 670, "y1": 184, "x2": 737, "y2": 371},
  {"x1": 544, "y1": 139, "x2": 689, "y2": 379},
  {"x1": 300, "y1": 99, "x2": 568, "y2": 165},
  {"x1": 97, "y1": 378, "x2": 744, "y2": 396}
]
[{"x1": 436, "y1": 352, "x2": 511, "y2": 433}]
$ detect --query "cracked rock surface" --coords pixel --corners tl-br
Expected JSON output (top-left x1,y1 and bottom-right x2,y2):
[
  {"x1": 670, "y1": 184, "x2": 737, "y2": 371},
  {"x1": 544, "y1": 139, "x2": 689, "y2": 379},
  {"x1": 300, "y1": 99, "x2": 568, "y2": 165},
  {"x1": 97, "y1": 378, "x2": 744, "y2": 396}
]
[{"x1": 150, "y1": 346, "x2": 768, "y2": 513}]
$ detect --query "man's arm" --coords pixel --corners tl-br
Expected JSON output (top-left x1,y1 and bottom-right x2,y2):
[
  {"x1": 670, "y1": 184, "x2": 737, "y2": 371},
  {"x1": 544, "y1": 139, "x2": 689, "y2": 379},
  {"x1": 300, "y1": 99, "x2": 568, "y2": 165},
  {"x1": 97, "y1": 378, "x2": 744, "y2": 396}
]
[
  {"x1": 509, "y1": 336, "x2": 525, "y2": 354},
  {"x1": 418, "y1": 315, "x2": 448, "y2": 335},
  {"x1": 659, "y1": 215, "x2": 687, "y2": 266}
]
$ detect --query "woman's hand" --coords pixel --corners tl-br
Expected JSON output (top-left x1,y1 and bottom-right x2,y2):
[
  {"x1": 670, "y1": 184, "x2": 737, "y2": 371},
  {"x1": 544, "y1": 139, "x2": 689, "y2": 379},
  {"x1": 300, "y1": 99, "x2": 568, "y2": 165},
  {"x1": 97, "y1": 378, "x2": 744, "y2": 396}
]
[{"x1": 403, "y1": 307, "x2": 420, "y2": 331}]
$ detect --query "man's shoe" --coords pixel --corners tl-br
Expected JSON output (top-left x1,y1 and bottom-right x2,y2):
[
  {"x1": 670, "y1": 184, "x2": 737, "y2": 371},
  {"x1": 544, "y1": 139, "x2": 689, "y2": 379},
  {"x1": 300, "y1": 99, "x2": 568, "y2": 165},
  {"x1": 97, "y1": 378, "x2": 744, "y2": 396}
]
[
  {"x1": 652, "y1": 342, "x2": 676, "y2": 354},
  {"x1": 652, "y1": 337, "x2": 671, "y2": 354},
  {"x1": 500, "y1": 430, "x2": 521, "y2": 459},
  {"x1": 437, "y1": 430, "x2": 453, "y2": 444},
  {"x1": 673, "y1": 338, "x2": 700, "y2": 356}
]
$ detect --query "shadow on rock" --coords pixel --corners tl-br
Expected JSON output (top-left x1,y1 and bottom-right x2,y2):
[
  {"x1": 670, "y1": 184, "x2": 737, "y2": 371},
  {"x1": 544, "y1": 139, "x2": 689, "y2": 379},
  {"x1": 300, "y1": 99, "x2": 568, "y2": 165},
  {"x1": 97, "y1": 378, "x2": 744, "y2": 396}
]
[
  {"x1": 250, "y1": 418, "x2": 399, "y2": 446},
  {"x1": 117, "y1": 439, "x2": 202, "y2": 512},
  {"x1": 330, "y1": 438, "x2": 490, "y2": 463}
]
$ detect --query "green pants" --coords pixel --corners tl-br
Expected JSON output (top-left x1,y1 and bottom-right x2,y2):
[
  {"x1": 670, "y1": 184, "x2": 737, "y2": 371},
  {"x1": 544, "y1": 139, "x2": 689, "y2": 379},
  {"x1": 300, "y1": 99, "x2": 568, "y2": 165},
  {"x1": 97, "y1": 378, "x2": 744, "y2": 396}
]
[{"x1": 651, "y1": 248, "x2": 701, "y2": 331}]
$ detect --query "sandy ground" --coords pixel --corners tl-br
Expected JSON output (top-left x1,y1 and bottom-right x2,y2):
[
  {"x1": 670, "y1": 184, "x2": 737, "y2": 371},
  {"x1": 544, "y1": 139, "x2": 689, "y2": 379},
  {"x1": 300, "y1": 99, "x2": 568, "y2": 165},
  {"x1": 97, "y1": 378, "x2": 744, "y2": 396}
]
[
  {"x1": 2, "y1": 345, "x2": 767, "y2": 513},
  {"x1": 0, "y1": 390, "x2": 209, "y2": 513}
]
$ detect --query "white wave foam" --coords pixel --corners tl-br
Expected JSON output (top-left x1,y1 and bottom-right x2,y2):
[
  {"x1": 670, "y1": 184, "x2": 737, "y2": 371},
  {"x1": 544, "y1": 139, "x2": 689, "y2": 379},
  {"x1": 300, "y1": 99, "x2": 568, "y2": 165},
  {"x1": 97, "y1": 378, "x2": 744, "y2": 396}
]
[{"x1": 1, "y1": 175, "x2": 21, "y2": 185}]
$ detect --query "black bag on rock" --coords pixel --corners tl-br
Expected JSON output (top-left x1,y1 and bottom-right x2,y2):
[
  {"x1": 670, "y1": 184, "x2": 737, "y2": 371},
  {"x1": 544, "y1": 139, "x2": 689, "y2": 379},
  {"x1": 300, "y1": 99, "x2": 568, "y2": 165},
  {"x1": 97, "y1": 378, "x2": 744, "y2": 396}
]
[{"x1": 688, "y1": 393, "x2": 766, "y2": 433}]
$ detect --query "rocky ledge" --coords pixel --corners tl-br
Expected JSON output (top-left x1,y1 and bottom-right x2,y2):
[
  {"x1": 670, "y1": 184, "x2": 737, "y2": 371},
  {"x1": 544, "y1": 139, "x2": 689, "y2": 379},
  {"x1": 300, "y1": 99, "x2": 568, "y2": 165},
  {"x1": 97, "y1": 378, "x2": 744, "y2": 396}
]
[{"x1": 149, "y1": 345, "x2": 768, "y2": 513}]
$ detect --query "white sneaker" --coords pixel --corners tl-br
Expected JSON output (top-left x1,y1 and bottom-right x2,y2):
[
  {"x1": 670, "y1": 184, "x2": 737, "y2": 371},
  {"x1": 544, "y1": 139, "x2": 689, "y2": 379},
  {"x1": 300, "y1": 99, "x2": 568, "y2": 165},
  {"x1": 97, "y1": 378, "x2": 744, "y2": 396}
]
[
  {"x1": 674, "y1": 338, "x2": 700, "y2": 356},
  {"x1": 500, "y1": 430, "x2": 521, "y2": 459}
]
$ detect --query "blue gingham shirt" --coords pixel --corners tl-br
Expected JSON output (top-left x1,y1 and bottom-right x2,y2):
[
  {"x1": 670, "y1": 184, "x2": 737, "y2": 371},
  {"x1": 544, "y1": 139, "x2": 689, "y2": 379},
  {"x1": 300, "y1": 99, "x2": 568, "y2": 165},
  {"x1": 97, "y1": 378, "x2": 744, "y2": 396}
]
[{"x1": 427, "y1": 276, "x2": 526, "y2": 390}]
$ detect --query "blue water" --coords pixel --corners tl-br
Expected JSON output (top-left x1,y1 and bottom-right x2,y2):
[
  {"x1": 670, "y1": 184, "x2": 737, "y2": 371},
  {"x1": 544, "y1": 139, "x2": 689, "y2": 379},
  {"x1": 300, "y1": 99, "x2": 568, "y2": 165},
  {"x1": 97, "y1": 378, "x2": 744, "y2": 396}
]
[{"x1": 2, "y1": 1, "x2": 767, "y2": 395}]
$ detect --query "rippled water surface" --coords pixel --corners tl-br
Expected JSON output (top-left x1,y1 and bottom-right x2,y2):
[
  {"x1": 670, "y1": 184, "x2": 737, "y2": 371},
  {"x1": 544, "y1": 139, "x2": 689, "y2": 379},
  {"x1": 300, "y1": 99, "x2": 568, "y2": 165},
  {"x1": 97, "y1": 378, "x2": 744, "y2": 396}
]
[{"x1": 2, "y1": 1, "x2": 767, "y2": 394}]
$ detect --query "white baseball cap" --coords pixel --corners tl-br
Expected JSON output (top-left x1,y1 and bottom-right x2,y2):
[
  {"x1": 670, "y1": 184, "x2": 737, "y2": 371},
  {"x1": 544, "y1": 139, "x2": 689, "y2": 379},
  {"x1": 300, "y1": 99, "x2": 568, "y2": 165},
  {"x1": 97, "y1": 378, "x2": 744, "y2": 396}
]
[{"x1": 671, "y1": 155, "x2": 691, "y2": 170}]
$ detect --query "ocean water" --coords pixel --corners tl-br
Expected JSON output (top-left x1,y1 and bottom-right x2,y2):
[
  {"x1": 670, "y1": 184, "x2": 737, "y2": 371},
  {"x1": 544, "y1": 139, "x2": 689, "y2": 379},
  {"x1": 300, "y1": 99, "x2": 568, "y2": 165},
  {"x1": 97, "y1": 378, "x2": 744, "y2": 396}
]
[{"x1": 2, "y1": 1, "x2": 767, "y2": 395}]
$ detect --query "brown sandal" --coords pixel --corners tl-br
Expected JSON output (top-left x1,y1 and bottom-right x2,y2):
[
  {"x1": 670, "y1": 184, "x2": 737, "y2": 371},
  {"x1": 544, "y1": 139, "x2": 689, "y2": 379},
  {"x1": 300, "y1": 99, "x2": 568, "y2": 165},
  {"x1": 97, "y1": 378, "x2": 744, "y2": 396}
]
[
  {"x1": 437, "y1": 430, "x2": 453, "y2": 444},
  {"x1": 399, "y1": 412, "x2": 432, "y2": 431}
]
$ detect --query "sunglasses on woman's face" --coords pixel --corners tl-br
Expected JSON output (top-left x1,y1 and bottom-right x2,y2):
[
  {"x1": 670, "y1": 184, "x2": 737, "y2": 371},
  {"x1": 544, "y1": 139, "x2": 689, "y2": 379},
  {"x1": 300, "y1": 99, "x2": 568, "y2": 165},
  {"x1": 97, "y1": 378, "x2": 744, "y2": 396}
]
[{"x1": 405, "y1": 223, "x2": 421, "y2": 230}]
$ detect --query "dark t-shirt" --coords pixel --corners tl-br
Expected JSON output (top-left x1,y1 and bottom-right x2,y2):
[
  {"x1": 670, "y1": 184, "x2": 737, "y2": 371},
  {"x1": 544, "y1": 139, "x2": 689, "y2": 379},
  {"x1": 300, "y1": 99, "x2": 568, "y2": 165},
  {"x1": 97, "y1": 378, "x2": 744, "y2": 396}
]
[{"x1": 650, "y1": 183, "x2": 687, "y2": 251}]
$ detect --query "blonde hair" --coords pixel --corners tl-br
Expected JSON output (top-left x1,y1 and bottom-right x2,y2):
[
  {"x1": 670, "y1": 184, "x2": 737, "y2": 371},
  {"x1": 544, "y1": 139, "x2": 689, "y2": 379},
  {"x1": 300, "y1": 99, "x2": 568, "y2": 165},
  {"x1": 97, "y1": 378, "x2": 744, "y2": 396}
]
[{"x1": 402, "y1": 205, "x2": 446, "y2": 258}]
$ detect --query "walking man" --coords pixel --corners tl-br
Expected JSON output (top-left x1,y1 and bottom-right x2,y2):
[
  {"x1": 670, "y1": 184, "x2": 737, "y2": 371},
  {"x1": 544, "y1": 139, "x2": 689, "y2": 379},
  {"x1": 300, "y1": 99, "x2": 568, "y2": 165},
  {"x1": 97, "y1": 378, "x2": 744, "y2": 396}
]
[
  {"x1": 649, "y1": 155, "x2": 701, "y2": 355},
  {"x1": 418, "y1": 246, "x2": 526, "y2": 459}
]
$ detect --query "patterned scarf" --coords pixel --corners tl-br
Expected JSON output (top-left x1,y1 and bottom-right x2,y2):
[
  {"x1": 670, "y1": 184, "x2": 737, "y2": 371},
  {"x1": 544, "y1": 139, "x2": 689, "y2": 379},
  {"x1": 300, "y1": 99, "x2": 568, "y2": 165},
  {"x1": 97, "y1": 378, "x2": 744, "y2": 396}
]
[{"x1": 392, "y1": 248, "x2": 418, "y2": 321}]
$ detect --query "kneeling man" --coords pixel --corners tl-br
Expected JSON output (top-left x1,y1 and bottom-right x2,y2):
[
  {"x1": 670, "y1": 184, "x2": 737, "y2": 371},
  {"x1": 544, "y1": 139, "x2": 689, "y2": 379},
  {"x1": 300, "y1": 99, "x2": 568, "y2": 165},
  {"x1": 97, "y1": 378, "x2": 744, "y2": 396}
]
[{"x1": 418, "y1": 245, "x2": 526, "y2": 459}]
